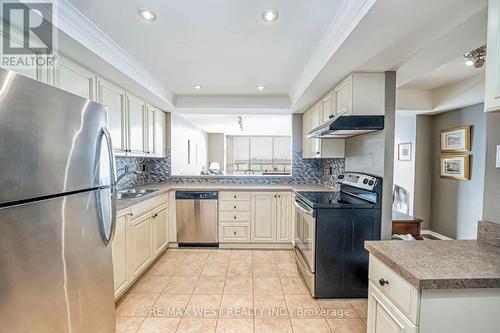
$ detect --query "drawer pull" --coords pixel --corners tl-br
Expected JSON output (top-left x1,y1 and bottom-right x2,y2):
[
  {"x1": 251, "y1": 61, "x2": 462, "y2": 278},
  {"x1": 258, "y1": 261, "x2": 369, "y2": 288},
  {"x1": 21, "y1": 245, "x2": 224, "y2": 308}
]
[
  {"x1": 234, "y1": 195, "x2": 237, "y2": 199},
  {"x1": 233, "y1": 231, "x2": 237, "y2": 235},
  {"x1": 234, "y1": 205, "x2": 237, "y2": 209},
  {"x1": 379, "y1": 278, "x2": 389, "y2": 286},
  {"x1": 234, "y1": 216, "x2": 237, "y2": 219},
  {"x1": 128, "y1": 212, "x2": 133, "y2": 217}
]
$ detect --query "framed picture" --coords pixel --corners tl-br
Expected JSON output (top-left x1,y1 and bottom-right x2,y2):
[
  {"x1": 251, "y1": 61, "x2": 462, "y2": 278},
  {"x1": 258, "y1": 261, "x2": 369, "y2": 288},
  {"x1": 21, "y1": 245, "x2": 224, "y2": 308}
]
[
  {"x1": 398, "y1": 143, "x2": 412, "y2": 161},
  {"x1": 441, "y1": 126, "x2": 471, "y2": 152},
  {"x1": 440, "y1": 154, "x2": 470, "y2": 180}
]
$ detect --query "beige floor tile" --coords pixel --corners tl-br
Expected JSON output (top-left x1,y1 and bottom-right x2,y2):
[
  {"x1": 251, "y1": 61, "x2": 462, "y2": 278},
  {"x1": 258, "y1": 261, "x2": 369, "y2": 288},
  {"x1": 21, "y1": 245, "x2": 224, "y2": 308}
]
[
  {"x1": 193, "y1": 277, "x2": 225, "y2": 294},
  {"x1": 150, "y1": 294, "x2": 191, "y2": 318},
  {"x1": 146, "y1": 262, "x2": 179, "y2": 277},
  {"x1": 227, "y1": 263, "x2": 252, "y2": 276},
  {"x1": 176, "y1": 318, "x2": 217, "y2": 333},
  {"x1": 273, "y1": 250, "x2": 294, "y2": 257},
  {"x1": 183, "y1": 252, "x2": 209, "y2": 264},
  {"x1": 174, "y1": 262, "x2": 204, "y2": 277},
  {"x1": 253, "y1": 251, "x2": 276, "y2": 264},
  {"x1": 158, "y1": 251, "x2": 186, "y2": 264},
  {"x1": 216, "y1": 318, "x2": 253, "y2": 333},
  {"x1": 291, "y1": 318, "x2": 332, "y2": 333},
  {"x1": 115, "y1": 316, "x2": 144, "y2": 333},
  {"x1": 136, "y1": 317, "x2": 180, "y2": 333},
  {"x1": 273, "y1": 254, "x2": 296, "y2": 264},
  {"x1": 318, "y1": 300, "x2": 358, "y2": 319},
  {"x1": 116, "y1": 294, "x2": 159, "y2": 317},
  {"x1": 224, "y1": 277, "x2": 253, "y2": 294},
  {"x1": 360, "y1": 316, "x2": 367, "y2": 325},
  {"x1": 284, "y1": 294, "x2": 322, "y2": 318},
  {"x1": 276, "y1": 263, "x2": 300, "y2": 278},
  {"x1": 201, "y1": 262, "x2": 228, "y2": 277},
  {"x1": 253, "y1": 294, "x2": 288, "y2": 318},
  {"x1": 253, "y1": 277, "x2": 283, "y2": 294},
  {"x1": 162, "y1": 277, "x2": 198, "y2": 294},
  {"x1": 219, "y1": 294, "x2": 254, "y2": 318},
  {"x1": 207, "y1": 250, "x2": 231, "y2": 263},
  {"x1": 327, "y1": 318, "x2": 366, "y2": 333},
  {"x1": 184, "y1": 294, "x2": 222, "y2": 318},
  {"x1": 130, "y1": 276, "x2": 171, "y2": 294},
  {"x1": 350, "y1": 300, "x2": 368, "y2": 317},
  {"x1": 254, "y1": 318, "x2": 293, "y2": 333},
  {"x1": 280, "y1": 277, "x2": 309, "y2": 295},
  {"x1": 253, "y1": 263, "x2": 279, "y2": 277}
]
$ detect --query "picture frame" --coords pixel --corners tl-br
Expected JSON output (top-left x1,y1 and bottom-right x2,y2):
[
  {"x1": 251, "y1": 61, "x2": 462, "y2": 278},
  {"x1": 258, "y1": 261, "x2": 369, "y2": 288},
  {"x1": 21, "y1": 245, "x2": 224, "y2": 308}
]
[
  {"x1": 440, "y1": 154, "x2": 470, "y2": 180},
  {"x1": 398, "y1": 142, "x2": 412, "y2": 161},
  {"x1": 440, "y1": 126, "x2": 471, "y2": 152}
]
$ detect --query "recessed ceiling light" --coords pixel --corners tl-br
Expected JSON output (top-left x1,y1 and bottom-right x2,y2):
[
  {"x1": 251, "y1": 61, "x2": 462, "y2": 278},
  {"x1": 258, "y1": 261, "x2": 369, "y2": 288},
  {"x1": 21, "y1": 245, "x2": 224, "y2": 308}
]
[
  {"x1": 257, "y1": 85, "x2": 265, "y2": 91},
  {"x1": 465, "y1": 59, "x2": 474, "y2": 66},
  {"x1": 193, "y1": 84, "x2": 202, "y2": 90},
  {"x1": 261, "y1": 9, "x2": 279, "y2": 22},
  {"x1": 138, "y1": 8, "x2": 157, "y2": 22}
]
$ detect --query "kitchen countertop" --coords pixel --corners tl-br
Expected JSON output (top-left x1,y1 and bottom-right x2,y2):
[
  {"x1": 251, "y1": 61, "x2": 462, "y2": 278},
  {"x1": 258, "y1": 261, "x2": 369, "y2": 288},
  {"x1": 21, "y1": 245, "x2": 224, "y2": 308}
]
[
  {"x1": 365, "y1": 240, "x2": 500, "y2": 290},
  {"x1": 117, "y1": 182, "x2": 333, "y2": 211}
]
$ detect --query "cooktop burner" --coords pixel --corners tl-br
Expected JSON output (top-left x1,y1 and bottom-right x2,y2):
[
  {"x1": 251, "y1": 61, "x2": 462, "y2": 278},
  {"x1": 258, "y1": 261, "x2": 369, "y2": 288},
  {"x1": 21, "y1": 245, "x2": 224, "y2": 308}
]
[{"x1": 296, "y1": 191, "x2": 375, "y2": 209}]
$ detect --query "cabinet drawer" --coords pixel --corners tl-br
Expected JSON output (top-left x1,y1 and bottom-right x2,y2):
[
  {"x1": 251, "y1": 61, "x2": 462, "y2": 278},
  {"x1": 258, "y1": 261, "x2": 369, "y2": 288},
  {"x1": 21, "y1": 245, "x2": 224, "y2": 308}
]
[
  {"x1": 219, "y1": 201, "x2": 251, "y2": 212},
  {"x1": 219, "y1": 191, "x2": 251, "y2": 201},
  {"x1": 129, "y1": 193, "x2": 169, "y2": 220},
  {"x1": 219, "y1": 223, "x2": 250, "y2": 242},
  {"x1": 219, "y1": 211, "x2": 250, "y2": 222},
  {"x1": 369, "y1": 255, "x2": 420, "y2": 324}
]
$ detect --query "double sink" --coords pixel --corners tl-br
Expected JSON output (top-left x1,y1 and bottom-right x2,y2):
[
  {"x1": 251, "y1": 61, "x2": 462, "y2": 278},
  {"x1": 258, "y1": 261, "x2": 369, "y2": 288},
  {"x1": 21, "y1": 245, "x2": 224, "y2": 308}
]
[{"x1": 117, "y1": 188, "x2": 158, "y2": 200}]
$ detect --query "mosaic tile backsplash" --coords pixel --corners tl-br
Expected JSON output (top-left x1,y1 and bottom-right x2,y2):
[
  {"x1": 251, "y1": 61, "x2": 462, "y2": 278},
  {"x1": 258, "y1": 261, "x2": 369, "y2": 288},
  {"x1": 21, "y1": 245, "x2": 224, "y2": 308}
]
[{"x1": 115, "y1": 151, "x2": 344, "y2": 189}]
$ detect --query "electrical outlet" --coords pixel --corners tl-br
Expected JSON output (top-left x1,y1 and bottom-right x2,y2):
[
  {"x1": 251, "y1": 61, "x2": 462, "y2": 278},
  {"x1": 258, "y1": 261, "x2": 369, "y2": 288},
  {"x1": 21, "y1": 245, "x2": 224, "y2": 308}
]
[{"x1": 496, "y1": 145, "x2": 500, "y2": 168}]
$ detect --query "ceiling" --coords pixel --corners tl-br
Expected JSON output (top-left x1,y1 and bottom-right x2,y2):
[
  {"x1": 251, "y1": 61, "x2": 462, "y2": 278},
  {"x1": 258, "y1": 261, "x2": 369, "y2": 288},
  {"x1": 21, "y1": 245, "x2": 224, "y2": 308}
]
[
  {"x1": 68, "y1": 0, "x2": 343, "y2": 96},
  {"x1": 181, "y1": 114, "x2": 292, "y2": 136}
]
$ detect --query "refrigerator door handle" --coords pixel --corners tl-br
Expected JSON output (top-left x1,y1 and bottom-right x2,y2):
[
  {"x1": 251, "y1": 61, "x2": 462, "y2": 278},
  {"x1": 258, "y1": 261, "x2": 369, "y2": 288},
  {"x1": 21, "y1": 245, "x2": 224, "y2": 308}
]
[{"x1": 98, "y1": 127, "x2": 117, "y2": 247}]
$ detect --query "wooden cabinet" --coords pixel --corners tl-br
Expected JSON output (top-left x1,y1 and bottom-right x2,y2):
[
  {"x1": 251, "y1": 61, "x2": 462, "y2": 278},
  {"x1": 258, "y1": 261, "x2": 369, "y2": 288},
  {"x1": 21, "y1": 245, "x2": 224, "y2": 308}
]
[
  {"x1": 251, "y1": 192, "x2": 277, "y2": 242},
  {"x1": 146, "y1": 105, "x2": 155, "y2": 156},
  {"x1": 98, "y1": 78, "x2": 127, "y2": 154},
  {"x1": 152, "y1": 205, "x2": 168, "y2": 257},
  {"x1": 111, "y1": 213, "x2": 129, "y2": 297},
  {"x1": 128, "y1": 214, "x2": 153, "y2": 280},
  {"x1": 334, "y1": 75, "x2": 352, "y2": 115},
  {"x1": 321, "y1": 92, "x2": 335, "y2": 122},
  {"x1": 154, "y1": 108, "x2": 168, "y2": 157},
  {"x1": 485, "y1": 0, "x2": 500, "y2": 112},
  {"x1": 126, "y1": 94, "x2": 147, "y2": 155},
  {"x1": 276, "y1": 192, "x2": 292, "y2": 243},
  {"x1": 56, "y1": 57, "x2": 96, "y2": 100}
]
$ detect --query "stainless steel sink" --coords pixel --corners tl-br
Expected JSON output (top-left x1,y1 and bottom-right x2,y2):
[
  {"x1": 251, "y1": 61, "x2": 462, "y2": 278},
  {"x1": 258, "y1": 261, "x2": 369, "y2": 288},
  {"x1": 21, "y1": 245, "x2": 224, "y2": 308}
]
[{"x1": 117, "y1": 188, "x2": 158, "y2": 200}]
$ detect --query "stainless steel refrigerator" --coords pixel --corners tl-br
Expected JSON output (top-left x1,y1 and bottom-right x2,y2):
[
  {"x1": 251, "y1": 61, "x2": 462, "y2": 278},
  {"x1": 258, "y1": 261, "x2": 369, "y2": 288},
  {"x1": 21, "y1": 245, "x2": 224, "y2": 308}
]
[{"x1": 0, "y1": 67, "x2": 117, "y2": 332}]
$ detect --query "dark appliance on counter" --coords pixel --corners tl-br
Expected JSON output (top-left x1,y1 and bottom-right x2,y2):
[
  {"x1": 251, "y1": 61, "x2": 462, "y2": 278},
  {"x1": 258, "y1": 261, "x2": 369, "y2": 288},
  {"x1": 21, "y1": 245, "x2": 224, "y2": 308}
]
[{"x1": 294, "y1": 172, "x2": 382, "y2": 298}]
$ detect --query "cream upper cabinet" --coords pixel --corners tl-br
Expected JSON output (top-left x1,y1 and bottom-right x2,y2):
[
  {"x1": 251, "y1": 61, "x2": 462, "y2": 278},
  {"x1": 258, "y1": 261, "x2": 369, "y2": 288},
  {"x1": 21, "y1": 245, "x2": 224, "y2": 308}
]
[
  {"x1": 334, "y1": 75, "x2": 352, "y2": 115},
  {"x1": 310, "y1": 102, "x2": 321, "y2": 128},
  {"x1": 276, "y1": 192, "x2": 292, "y2": 243},
  {"x1": 56, "y1": 57, "x2": 96, "y2": 100},
  {"x1": 154, "y1": 110, "x2": 168, "y2": 158},
  {"x1": 485, "y1": 0, "x2": 500, "y2": 112},
  {"x1": 126, "y1": 94, "x2": 147, "y2": 155},
  {"x1": 112, "y1": 213, "x2": 129, "y2": 297},
  {"x1": 98, "y1": 78, "x2": 127, "y2": 154},
  {"x1": 321, "y1": 92, "x2": 335, "y2": 122},
  {"x1": 127, "y1": 214, "x2": 153, "y2": 281},
  {"x1": 152, "y1": 206, "x2": 168, "y2": 257},
  {"x1": 251, "y1": 192, "x2": 277, "y2": 242},
  {"x1": 145, "y1": 105, "x2": 155, "y2": 156}
]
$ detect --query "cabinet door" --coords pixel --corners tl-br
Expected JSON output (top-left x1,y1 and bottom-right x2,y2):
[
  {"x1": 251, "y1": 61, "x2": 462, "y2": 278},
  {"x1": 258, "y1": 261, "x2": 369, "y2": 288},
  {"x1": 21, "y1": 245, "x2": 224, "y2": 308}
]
[
  {"x1": 57, "y1": 57, "x2": 96, "y2": 100},
  {"x1": 322, "y1": 92, "x2": 335, "y2": 123},
  {"x1": 128, "y1": 215, "x2": 152, "y2": 280},
  {"x1": 111, "y1": 214, "x2": 129, "y2": 298},
  {"x1": 152, "y1": 207, "x2": 168, "y2": 257},
  {"x1": 154, "y1": 109, "x2": 168, "y2": 157},
  {"x1": 145, "y1": 105, "x2": 155, "y2": 156},
  {"x1": 310, "y1": 103, "x2": 321, "y2": 128},
  {"x1": 127, "y1": 94, "x2": 147, "y2": 155},
  {"x1": 98, "y1": 79, "x2": 127, "y2": 154},
  {"x1": 302, "y1": 109, "x2": 321, "y2": 159},
  {"x1": 276, "y1": 192, "x2": 292, "y2": 243},
  {"x1": 251, "y1": 192, "x2": 277, "y2": 242},
  {"x1": 485, "y1": 0, "x2": 500, "y2": 112},
  {"x1": 335, "y1": 76, "x2": 352, "y2": 115}
]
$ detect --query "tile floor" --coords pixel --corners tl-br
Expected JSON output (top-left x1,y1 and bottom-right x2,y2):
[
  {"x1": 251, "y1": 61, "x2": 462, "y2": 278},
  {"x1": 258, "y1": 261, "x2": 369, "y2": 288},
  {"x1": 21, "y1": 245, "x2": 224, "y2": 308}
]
[{"x1": 115, "y1": 249, "x2": 368, "y2": 333}]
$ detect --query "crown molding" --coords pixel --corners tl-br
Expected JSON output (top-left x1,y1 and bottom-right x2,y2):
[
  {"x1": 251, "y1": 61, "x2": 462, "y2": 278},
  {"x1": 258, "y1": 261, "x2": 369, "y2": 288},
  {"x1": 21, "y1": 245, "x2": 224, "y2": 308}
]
[
  {"x1": 38, "y1": 0, "x2": 174, "y2": 107},
  {"x1": 174, "y1": 95, "x2": 291, "y2": 109},
  {"x1": 289, "y1": 0, "x2": 376, "y2": 106}
]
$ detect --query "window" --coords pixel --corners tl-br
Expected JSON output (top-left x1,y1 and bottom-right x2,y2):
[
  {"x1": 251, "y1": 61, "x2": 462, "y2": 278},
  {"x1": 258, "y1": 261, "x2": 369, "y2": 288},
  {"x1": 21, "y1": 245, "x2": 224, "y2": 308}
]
[{"x1": 227, "y1": 136, "x2": 292, "y2": 175}]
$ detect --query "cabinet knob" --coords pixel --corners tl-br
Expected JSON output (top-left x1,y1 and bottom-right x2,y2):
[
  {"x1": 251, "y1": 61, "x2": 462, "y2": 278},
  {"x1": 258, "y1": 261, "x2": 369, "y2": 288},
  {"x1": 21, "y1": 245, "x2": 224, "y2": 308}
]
[
  {"x1": 329, "y1": 114, "x2": 334, "y2": 119},
  {"x1": 234, "y1": 205, "x2": 237, "y2": 209},
  {"x1": 234, "y1": 216, "x2": 237, "y2": 219},
  {"x1": 233, "y1": 231, "x2": 237, "y2": 235},
  {"x1": 234, "y1": 195, "x2": 237, "y2": 199},
  {"x1": 128, "y1": 212, "x2": 133, "y2": 217},
  {"x1": 316, "y1": 152, "x2": 320, "y2": 155},
  {"x1": 378, "y1": 278, "x2": 389, "y2": 286}
]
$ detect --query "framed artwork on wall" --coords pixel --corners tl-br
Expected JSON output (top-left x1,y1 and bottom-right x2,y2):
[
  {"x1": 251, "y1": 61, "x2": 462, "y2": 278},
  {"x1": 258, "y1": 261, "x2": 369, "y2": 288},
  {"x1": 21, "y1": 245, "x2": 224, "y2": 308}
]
[
  {"x1": 398, "y1": 142, "x2": 412, "y2": 161},
  {"x1": 440, "y1": 126, "x2": 471, "y2": 152},
  {"x1": 440, "y1": 154, "x2": 470, "y2": 180}
]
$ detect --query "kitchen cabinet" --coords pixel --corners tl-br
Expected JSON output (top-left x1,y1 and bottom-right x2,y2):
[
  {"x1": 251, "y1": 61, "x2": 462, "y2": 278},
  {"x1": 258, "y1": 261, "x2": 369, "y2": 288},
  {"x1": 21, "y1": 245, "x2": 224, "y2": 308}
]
[
  {"x1": 98, "y1": 78, "x2": 127, "y2": 154},
  {"x1": 251, "y1": 192, "x2": 277, "y2": 242},
  {"x1": 128, "y1": 213, "x2": 153, "y2": 280},
  {"x1": 276, "y1": 192, "x2": 292, "y2": 243},
  {"x1": 321, "y1": 92, "x2": 335, "y2": 122},
  {"x1": 56, "y1": 56, "x2": 96, "y2": 100},
  {"x1": 146, "y1": 105, "x2": 155, "y2": 156},
  {"x1": 126, "y1": 94, "x2": 147, "y2": 155},
  {"x1": 485, "y1": 0, "x2": 500, "y2": 112},
  {"x1": 154, "y1": 108, "x2": 168, "y2": 157},
  {"x1": 111, "y1": 213, "x2": 129, "y2": 298},
  {"x1": 334, "y1": 75, "x2": 352, "y2": 115},
  {"x1": 152, "y1": 205, "x2": 168, "y2": 257}
]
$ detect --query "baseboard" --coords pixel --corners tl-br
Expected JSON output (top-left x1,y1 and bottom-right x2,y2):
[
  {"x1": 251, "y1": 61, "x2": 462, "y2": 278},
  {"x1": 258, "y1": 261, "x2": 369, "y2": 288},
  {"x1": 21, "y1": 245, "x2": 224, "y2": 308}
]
[{"x1": 219, "y1": 243, "x2": 293, "y2": 249}]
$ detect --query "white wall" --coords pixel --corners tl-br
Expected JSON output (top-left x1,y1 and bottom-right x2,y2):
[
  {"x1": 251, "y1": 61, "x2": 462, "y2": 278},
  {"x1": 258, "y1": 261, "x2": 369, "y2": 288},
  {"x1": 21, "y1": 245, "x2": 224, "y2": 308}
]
[
  {"x1": 393, "y1": 114, "x2": 416, "y2": 215},
  {"x1": 171, "y1": 113, "x2": 208, "y2": 175}
]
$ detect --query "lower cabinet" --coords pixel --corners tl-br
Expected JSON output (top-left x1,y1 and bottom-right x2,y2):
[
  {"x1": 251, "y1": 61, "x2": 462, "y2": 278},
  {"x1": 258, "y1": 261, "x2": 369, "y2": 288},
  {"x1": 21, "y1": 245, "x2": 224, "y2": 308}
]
[
  {"x1": 112, "y1": 199, "x2": 169, "y2": 300},
  {"x1": 251, "y1": 192, "x2": 292, "y2": 243}
]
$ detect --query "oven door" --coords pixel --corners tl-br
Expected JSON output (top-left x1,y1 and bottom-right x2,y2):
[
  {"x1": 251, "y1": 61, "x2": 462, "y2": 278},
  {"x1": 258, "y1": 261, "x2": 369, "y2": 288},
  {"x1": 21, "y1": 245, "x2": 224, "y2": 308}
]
[{"x1": 294, "y1": 199, "x2": 316, "y2": 273}]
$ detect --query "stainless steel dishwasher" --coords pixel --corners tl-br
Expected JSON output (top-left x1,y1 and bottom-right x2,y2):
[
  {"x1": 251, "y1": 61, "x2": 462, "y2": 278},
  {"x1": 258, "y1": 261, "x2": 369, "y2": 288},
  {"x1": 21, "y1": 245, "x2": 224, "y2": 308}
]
[{"x1": 176, "y1": 191, "x2": 218, "y2": 246}]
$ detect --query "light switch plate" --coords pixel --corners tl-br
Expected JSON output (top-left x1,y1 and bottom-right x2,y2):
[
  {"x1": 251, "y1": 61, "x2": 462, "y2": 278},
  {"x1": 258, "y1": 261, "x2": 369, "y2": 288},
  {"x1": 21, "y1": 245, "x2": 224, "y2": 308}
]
[{"x1": 497, "y1": 145, "x2": 500, "y2": 168}]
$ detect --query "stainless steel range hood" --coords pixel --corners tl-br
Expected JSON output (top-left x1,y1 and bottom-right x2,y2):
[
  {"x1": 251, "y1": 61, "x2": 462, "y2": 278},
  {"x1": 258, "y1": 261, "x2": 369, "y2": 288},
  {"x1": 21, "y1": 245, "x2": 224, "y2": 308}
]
[{"x1": 307, "y1": 115, "x2": 384, "y2": 139}]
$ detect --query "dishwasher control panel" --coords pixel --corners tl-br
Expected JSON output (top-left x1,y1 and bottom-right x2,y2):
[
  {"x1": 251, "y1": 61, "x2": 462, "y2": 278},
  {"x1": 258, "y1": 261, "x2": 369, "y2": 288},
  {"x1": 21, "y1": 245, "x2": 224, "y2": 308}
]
[{"x1": 175, "y1": 191, "x2": 219, "y2": 200}]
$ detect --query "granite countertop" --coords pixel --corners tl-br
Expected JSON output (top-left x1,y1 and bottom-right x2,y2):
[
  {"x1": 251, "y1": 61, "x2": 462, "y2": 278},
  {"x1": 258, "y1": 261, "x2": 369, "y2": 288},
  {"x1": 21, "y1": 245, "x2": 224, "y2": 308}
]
[
  {"x1": 117, "y1": 182, "x2": 332, "y2": 211},
  {"x1": 365, "y1": 240, "x2": 500, "y2": 290}
]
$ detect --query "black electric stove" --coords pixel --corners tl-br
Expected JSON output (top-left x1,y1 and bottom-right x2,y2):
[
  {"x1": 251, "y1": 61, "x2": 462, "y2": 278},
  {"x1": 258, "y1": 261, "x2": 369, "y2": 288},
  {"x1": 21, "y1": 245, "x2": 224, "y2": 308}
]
[{"x1": 294, "y1": 172, "x2": 382, "y2": 299}]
